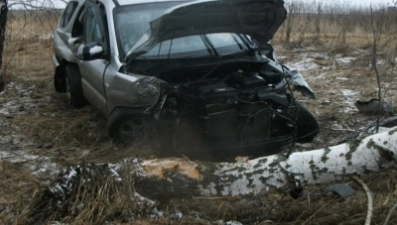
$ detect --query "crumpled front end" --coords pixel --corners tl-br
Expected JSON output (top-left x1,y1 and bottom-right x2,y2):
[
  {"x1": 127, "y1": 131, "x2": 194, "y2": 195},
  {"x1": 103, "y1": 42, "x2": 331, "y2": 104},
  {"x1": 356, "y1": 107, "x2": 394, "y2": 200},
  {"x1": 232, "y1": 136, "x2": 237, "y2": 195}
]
[
  {"x1": 140, "y1": 61, "x2": 299, "y2": 155},
  {"x1": 149, "y1": 90, "x2": 295, "y2": 155},
  {"x1": 283, "y1": 65, "x2": 315, "y2": 99},
  {"x1": 117, "y1": 57, "x2": 317, "y2": 156},
  {"x1": 107, "y1": 74, "x2": 164, "y2": 115}
]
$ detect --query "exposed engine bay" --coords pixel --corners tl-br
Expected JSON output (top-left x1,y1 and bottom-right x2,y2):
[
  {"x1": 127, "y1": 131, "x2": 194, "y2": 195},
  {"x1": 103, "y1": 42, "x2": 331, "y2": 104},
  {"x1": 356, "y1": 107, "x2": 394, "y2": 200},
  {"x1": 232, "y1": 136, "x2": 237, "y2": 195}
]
[{"x1": 143, "y1": 60, "x2": 301, "y2": 154}]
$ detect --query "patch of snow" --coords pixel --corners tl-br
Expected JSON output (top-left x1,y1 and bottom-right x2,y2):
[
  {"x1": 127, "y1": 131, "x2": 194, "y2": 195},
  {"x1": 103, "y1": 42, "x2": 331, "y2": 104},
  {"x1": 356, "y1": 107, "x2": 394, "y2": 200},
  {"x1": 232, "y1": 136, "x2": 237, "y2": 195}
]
[
  {"x1": 169, "y1": 210, "x2": 183, "y2": 220},
  {"x1": 31, "y1": 162, "x2": 59, "y2": 178},
  {"x1": 288, "y1": 52, "x2": 331, "y2": 71},
  {"x1": 340, "y1": 89, "x2": 359, "y2": 114},
  {"x1": 225, "y1": 221, "x2": 243, "y2": 225},
  {"x1": 341, "y1": 89, "x2": 358, "y2": 97},
  {"x1": 288, "y1": 57, "x2": 319, "y2": 71},
  {"x1": 0, "y1": 150, "x2": 38, "y2": 162},
  {"x1": 37, "y1": 34, "x2": 54, "y2": 40},
  {"x1": 0, "y1": 83, "x2": 59, "y2": 179},
  {"x1": 133, "y1": 192, "x2": 163, "y2": 218},
  {"x1": 376, "y1": 59, "x2": 385, "y2": 66},
  {"x1": 0, "y1": 83, "x2": 40, "y2": 116},
  {"x1": 81, "y1": 150, "x2": 90, "y2": 156},
  {"x1": 49, "y1": 166, "x2": 80, "y2": 204},
  {"x1": 335, "y1": 56, "x2": 356, "y2": 68},
  {"x1": 310, "y1": 72, "x2": 327, "y2": 81},
  {"x1": 311, "y1": 52, "x2": 328, "y2": 60},
  {"x1": 108, "y1": 163, "x2": 122, "y2": 182}
]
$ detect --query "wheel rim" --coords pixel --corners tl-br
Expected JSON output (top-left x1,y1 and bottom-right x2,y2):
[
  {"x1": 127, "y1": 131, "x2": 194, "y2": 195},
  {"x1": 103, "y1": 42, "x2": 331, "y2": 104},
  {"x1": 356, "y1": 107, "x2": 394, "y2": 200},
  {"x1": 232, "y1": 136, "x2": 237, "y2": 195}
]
[{"x1": 118, "y1": 119, "x2": 144, "y2": 143}]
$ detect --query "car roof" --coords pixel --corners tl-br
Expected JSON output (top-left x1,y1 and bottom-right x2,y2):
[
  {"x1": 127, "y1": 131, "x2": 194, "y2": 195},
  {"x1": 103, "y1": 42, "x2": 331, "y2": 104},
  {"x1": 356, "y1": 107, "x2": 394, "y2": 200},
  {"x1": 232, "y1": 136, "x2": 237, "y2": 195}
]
[
  {"x1": 116, "y1": 0, "x2": 193, "y2": 6},
  {"x1": 67, "y1": 0, "x2": 193, "y2": 8}
]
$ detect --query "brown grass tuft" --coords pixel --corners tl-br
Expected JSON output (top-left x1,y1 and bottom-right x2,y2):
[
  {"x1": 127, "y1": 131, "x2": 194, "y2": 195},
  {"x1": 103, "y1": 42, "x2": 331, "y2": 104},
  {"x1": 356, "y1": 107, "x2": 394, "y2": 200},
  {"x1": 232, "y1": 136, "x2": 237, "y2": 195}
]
[
  {"x1": 23, "y1": 162, "x2": 160, "y2": 225},
  {"x1": 0, "y1": 161, "x2": 42, "y2": 225}
]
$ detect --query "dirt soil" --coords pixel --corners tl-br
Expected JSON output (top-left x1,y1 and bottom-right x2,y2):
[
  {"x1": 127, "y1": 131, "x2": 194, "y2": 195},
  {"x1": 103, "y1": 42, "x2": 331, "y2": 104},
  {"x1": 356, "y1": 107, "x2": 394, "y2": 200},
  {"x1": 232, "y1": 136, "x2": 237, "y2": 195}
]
[{"x1": 1, "y1": 37, "x2": 397, "y2": 224}]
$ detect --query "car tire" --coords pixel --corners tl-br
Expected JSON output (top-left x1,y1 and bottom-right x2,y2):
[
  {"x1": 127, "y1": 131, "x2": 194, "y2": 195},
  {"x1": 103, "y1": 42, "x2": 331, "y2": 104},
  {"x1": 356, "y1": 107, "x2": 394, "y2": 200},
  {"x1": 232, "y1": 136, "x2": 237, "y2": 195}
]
[
  {"x1": 108, "y1": 107, "x2": 145, "y2": 144},
  {"x1": 65, "y1": 64, "x2": 87, "y2": 108},
  {"x1": 54, "y1": 66, "x2": 67, "y2": 93},
  {"x1": 293, "y1": 101, "x2": 319, "y2": 143}
]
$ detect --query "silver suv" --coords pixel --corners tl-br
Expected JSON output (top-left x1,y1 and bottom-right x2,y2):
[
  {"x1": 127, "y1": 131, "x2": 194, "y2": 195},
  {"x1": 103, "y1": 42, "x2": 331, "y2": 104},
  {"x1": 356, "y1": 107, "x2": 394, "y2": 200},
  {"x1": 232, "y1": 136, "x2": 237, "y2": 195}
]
[{"x1": 53, "y1": 0, "x2": 319, "y2": 156}]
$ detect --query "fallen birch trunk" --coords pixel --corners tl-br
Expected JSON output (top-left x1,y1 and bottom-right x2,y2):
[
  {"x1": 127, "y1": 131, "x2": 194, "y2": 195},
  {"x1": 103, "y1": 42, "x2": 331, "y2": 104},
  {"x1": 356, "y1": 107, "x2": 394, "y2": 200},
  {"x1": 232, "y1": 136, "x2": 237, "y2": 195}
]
[
  {"x1": 138, "y1": 127, "x2": 397, "y2": 196},
  {"x1": 51, "y1": 127, "x2": 397, "y2": 198},
  {"x1": 50, "y1": 127, "x2": 397, "y2": 198},
  {"x1": 30, "y1": 127, "x2": 397, "y2": 222}
]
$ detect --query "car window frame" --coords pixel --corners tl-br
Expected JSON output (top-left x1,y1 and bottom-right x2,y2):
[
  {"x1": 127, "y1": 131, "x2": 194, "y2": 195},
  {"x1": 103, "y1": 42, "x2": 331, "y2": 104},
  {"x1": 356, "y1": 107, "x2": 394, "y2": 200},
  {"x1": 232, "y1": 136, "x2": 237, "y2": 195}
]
[
  {"x1": 113, "y1": 2, "x2": 189, "y2": 61},
  {"x1": 59, "y1": 1, "x2": 78, "y2": 29},
  {"x1": 71, "y1": 5, "x2": 85, "y2": 37},
  {"x1": 82, "y1": 1, "x2": 110, "y2": 60}
]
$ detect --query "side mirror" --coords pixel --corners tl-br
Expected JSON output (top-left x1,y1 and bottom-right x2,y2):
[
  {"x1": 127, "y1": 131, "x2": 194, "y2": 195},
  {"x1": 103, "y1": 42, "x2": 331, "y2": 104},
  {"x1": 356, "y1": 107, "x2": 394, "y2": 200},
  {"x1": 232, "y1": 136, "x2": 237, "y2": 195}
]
[
  {"x1": 68, "y1": 37, "x2": 81, "y2": 50},
  {"x1": 76, "y1": 42, "x2": 104, "y2": 61}
]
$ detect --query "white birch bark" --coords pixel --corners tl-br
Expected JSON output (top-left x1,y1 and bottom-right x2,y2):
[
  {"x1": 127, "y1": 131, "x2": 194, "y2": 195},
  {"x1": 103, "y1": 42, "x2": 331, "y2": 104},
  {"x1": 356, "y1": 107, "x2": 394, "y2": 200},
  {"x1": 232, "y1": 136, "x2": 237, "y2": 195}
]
[
  {"x1": 138, "y1": 127, "x2": 397, "y2": 196},
  {"x1": 36, "y1": 126, "x2": 397, "y2": 222},
  {"x1": 47, "y1": 127, "x2": 397, "y2": 203}
]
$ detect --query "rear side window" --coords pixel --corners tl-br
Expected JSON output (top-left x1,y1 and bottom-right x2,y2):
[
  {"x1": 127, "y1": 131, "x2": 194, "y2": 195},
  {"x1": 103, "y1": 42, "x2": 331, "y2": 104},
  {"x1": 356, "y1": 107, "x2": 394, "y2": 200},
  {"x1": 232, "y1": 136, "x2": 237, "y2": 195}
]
[{"x1": 60, "y1": 1, "x2": 78, "y2": 28}]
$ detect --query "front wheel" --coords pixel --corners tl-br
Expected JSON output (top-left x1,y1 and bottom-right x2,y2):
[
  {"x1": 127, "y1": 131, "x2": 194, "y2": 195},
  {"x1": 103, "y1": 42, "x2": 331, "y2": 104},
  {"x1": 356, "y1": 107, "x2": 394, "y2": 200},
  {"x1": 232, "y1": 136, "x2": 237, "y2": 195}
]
[
  {"x1": 292, "y1": 101, "x2": 319, "y2": 143},
  {"x1": 65, "y1": 64, "x2": 87, "y2": 108},
  {"x1": 108, "y1": 107, "x2": 145, "y2": 145}
]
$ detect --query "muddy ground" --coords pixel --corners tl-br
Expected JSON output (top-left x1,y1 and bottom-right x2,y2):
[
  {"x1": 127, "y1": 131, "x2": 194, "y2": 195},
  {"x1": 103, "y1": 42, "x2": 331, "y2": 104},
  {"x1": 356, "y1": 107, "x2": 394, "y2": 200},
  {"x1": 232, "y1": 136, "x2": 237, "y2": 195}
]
[{"x1": 0, "y1": 37, "x2": 397, "y2": 224}]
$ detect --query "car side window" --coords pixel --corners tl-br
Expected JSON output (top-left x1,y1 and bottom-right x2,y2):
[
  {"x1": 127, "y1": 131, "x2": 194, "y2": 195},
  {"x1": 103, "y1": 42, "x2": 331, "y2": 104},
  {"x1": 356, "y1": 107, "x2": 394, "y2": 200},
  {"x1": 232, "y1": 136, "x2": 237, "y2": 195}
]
[
  {"x1": 60, "y1": 1, "x2": 78, "y2": 28},
  {"x1": 71, "y1": 6, "x2": 85, "y2": 37},
  {"x1": 83, "y1": 5, "x2": 109, "y2": 57}
]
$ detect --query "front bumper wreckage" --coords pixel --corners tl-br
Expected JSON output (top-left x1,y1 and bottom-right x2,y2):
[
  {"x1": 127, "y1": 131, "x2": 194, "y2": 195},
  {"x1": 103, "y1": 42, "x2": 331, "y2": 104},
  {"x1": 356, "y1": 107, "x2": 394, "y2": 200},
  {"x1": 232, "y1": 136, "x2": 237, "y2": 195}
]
[{"x1": 139, "y1": 77, "x2": 312, "y2": 155}]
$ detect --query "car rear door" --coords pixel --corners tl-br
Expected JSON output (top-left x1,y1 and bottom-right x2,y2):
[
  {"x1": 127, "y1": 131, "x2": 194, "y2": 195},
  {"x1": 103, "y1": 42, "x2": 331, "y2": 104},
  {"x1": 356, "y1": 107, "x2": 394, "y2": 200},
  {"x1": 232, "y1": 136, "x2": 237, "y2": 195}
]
[
  {"x1": 53, "y1": 1, "x2": 79, "y2": 60},
  {"x1": 77, "y1": 1, "x2": 110, "y2": 116}
]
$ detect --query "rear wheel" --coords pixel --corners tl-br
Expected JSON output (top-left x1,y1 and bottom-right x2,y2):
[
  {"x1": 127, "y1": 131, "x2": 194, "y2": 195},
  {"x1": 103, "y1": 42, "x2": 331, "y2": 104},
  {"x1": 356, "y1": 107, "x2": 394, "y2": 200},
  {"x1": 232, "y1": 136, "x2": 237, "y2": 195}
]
[
  {"x1": 108, "y1": 107, "x2": 145, "y2": 145},
  {"x1": 65, "y1": 64, "x2": 87, "y2": 108},
  {"x1": 293, "y1": 101, "x2": 319, "y2": 143},
  {"x1": 54, "y1": 66, "x2": 66, "y2": 93}
]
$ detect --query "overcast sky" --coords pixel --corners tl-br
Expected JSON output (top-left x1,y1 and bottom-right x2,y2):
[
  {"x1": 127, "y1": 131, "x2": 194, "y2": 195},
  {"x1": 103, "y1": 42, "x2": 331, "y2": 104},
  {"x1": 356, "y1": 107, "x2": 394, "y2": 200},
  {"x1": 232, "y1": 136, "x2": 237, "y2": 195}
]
[
  {"x1": 288, "y1": 0, "x2": 395, "y2": 7},
  {"x1": 10, "y1": 0, "x2": 396, "y2": 9},
  {"x1": 345, "y1": 0, "x2": 393, "y2": 6}
]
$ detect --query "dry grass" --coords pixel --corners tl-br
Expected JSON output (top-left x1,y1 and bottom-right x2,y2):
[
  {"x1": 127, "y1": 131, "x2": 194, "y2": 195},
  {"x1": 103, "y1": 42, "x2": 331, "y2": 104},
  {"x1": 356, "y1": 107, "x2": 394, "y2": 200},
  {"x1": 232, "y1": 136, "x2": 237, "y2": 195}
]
[
  {"x1": 2, "y1": 10, "x2": 58, "y2": 86},
  {"x1": 21, "y1": 163, "x2": 155, "y2": 225},
  {"x1": 9, "y1": 164, "x2": 397, "y2": 225},
  {"x1": 273, "y1": 9, "x2": 397, "y2": 50},
  {"x1": 0, "y1": 161, "x2": 41, "y2": 225}
]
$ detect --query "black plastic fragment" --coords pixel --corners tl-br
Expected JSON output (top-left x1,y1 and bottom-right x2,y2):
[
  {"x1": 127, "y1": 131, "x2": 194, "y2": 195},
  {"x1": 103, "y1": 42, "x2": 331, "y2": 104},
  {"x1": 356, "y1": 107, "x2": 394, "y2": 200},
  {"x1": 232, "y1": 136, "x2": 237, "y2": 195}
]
[
  {"x1": 355, "y1": 99, "x2": 395, "y2": 115},
  {"x1": 324, "y1": 183, "x2": 356, "y2": 200},
  {"x1": 380, "y1": 116, "x2": 397, "y2": 128},
  {"x1": 290, "y1": 187, "x2": 304, "y2": 199}
]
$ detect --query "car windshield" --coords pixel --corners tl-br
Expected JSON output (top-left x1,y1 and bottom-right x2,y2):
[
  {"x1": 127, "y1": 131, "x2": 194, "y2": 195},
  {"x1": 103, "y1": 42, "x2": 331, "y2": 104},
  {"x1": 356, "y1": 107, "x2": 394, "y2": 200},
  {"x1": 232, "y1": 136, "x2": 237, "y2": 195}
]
[
  {"x1": 114, "y1": 2, "x2": 252, "y2": 59},
  {"x1": 141, "y1": 33, "x2": 250, "y2": 59},
  {"x1": 114, "y1": 2, "x2": 185, "y2": 57}
]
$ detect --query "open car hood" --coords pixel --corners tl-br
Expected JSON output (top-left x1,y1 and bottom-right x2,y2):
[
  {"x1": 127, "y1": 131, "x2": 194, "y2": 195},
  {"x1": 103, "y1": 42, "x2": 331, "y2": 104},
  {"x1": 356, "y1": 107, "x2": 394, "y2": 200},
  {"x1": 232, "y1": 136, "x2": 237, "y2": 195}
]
[{"x1": 126, "y1": 0, "x2": 286, "y2": 61}]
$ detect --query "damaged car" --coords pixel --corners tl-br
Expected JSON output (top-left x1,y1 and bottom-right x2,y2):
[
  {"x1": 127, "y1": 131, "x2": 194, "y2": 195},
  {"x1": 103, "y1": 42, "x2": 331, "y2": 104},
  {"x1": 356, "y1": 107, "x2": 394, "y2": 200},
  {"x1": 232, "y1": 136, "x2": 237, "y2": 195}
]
[{"x1": 53, "y1": 0, "x2": 319, "y2": 156}]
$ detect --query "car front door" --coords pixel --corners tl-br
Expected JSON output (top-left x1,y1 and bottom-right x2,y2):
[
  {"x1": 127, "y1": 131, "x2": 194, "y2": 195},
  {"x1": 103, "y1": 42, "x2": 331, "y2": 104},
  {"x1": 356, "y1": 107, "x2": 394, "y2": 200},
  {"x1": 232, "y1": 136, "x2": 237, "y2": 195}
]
[
  {"x1": 54, "y1": 1, "x2": 79, "y2": 52},
  {"x1": 77, "y1": 1, "x2": 110, "y2": 116}
]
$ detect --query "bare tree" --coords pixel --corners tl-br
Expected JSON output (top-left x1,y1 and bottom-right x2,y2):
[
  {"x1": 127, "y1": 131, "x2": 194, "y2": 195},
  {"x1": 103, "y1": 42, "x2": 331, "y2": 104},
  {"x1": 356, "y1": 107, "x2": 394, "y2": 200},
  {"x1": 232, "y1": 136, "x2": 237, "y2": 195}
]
[
  {"x1": 0, "y1": 0, "x2": 7, "y2": 91},
  {"x1": 284, "y1": 2, "x2": 297, "y2": 45},
  {"x1": 369, "y1": 5, "x2": 389, "y2": 132},
  {"x1": 314, "y1": 2, "x2": 322, "y2": 41},
  {"x1": 0, "y1": 0, "x2": 60, "y2": 91}
]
